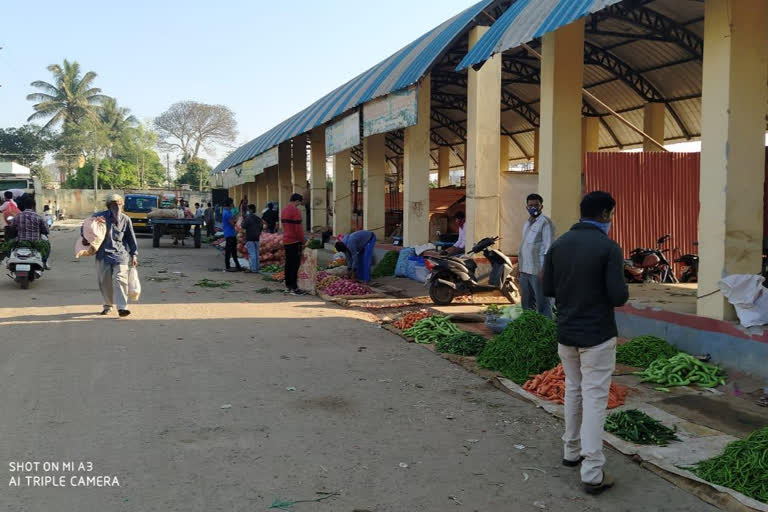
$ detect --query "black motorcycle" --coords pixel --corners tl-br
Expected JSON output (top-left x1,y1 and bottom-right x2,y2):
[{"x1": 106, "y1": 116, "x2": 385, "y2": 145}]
[
  {"x1": 425, "y1": 236, "x2": 518, "y2": 305},
  {"x1": 674, "y1": 242, "x2": 699, "y2": 283}
]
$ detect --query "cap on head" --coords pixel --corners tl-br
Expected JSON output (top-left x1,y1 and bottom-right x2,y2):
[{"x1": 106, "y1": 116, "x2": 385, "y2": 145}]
[{"x1": 106, "y1": 193, "x2": 124, "y2": 206}]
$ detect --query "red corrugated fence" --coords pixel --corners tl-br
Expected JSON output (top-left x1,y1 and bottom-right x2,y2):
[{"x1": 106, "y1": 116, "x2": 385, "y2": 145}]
[{"x1": 584, "y1": 152, "x2": 701, "y2": 273}]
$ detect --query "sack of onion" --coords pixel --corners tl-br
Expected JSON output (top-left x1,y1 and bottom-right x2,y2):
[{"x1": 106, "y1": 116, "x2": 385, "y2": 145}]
[{"x1": 324, "y1": 279, "x2": 371, "y2": 296}]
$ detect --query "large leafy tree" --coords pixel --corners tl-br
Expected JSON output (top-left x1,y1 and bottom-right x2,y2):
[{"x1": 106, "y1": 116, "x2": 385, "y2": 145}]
[
  {"x1": 26, "y1": 59, "x2": 109, "y2": 129},
  {"x1": 99, "y1": 97, "x2": 138, "y2": 156},
  {"x1": 176, "y1": 157, "x2": 211, "y2": 191},
  {"x1": 154, "y1": 101, "x2": 238, "y2": 160}
]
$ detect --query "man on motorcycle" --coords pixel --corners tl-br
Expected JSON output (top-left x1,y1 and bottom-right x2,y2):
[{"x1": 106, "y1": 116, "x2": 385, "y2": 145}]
[
  {"x1": 10, "y1": 196, "x2": 50, "y2": 269},
  {"x1": 516, "y1": 193, "x2": 555, "y2": 318}
]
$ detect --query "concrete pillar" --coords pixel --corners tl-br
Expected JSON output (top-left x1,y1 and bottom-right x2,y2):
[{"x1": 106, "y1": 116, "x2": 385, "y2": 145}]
[
  {"x1": 403, "y1": 74, "x2": 431, "y2": 246},
  {"x1": 265, "y1": 166, "x2": 278, "y2": 203},
  {"x1": 533, "y1": 128, "x2": 540, "y2": 173},
  {"x1": 697, "y1": 0, "x2": 768, "y2": 320},
  {"x1": 310, "y1": 127, "x2": 328, "y2": 229},
  {"x1": 333, "y1": 149, "x2": 352, "y2": 236},
  {"x1": 438, "y1": 146, "x2": 451, "y2": 187},
  {"x1": 292, "y1": 136, "x2": 308, "y2": 196},
  {"x1": 255, "y1": 175, "x2": 265, "y2": 211},
  {"x1": 539, "y1": 19, "x2": 585, "y2": 232},
  {"x1": 363, "y1": 133, "x2": 387, "y2": 238},
  {"x1": 643, "y1": 103, "x2": 666, "y2": 152},
  {"x1": 465, "y1": 25, "x2": 502, "y2": 248},
  {"x1": 582, "y1": 117, "x2": 600, "y2": 153},
  {"x1": 278, "y1": 141, "x2": 292, "y2": 210},
  {"x1": 499, "y1": 136, "x2": 510, "y2": 174}
]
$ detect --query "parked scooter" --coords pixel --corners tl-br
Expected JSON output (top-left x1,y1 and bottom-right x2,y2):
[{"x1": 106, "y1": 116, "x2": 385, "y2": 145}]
[
  {"x1": 425, "y1": 236, "x2": 519, "y2": 305},
  {"x1": 624, "y1": 234, "x2": 678, "y2": 284},
  {"x1": 674, "y1": 241, "x2": 699, "y2": 283},
  {"x1": 3, "y1": 217, "x2": 46, "y2": 289}
]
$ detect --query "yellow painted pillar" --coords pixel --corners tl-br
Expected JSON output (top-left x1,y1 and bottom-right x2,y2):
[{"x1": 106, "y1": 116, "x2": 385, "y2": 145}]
[
  {"x1": 292, "y1": 136, "x2": 308, "y2": 196},
  {"x1": 582, "y1": 117, "x2": 600, "y2": 153},
  {"x1": 533, "y1": 128, "x2": 540, "y2": 173},
  {"x1": 403, "y1": 75, "x2": 431, "y2": 246},
  {"x1": 499, "y1": 136, "x2": 510, "y2": 174},
  {"x1": 364, "y1": 133, "x2": 386, "y2": 238},
  {"x1": 643, "y1": 103, "x2": 665, "y2": 152},
  {"x1": 466, "y1": 26, "x2": 502, "y2": 249},
  {"x1": 540, "y1": 19, "x2": 585, "y2": 232},
  {"x1": 265, "y1": 166, "x2": 278, "y2": 203},
  {"x1": 278, "y1": 141, "x2": 292, "y2": 210},
  {"x1": 310, "y1": 127, "x2": 328, "y2": 229},
  {"x1": 438, "y1": 146, "x2": 451, "y2": 187},
  {"x1": 255, "y1": 175, "x2": 264, "y2": 211},
  {"x1": 698, "y1": 0, "x2": 768, "y2": 320},
  {"x1": 333, "y1": 149, "x2": 352, "y2": 236}
]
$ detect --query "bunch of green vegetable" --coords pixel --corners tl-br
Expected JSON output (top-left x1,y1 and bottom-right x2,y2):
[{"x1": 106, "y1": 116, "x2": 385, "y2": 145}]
[
  {"x1": 634, "y1": 353, "x2": 726, "y2": 388},
  {"x1": 435, "y1": 332, "x2": 488, "y2": 356},
  {"x1": 477, "y1": 310, "x2": 559, "y2": 384},
  {"x1": 261, "y1": 264, "x2": 283, "y2": 274},
  {"x1": 306, "y1": 239, "x2": 324, "y2": 250},
  {"x1": 604, "y1": 409, "x2": 679, "y2": 446},
  {"x1": 371, "y1": 251, "x2": 399, "y2": 279},
  {"x1": 0, "y1": 238, "x2": 51, "y2": 259},
  {"x1": 690, "y1": 427, "x2": 768, "y2": 503},
  {"x1": 194, "y1": 279, "x2": 231, "y2": 288},
  {"x1": 403, "y1": 316, "x2": 462, "y2": 344},
  {"x1": 616, "y1": 335, "x2": 680, "y2": 367}
]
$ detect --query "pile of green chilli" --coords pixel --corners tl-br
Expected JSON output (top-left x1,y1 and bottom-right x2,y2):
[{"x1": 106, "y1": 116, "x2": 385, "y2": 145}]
[
  {"x1": 435, "y1": 332, "x2": 488, "y2": 356},
  {"x1": 604, "y1": 409, "x2": 679, "y2": 446},
  {"x1": 634, "y1": 353, "x2": 726, "y2": 388},
  {"x1": 403, "y1": 316, "x2": 462, "y2": 344},
  {"x1": 616, "y1": 335, "x2": 679, "y2": 367},
  {"x1": 477, "y1": 310, "x2": 559, "y2": 384}
]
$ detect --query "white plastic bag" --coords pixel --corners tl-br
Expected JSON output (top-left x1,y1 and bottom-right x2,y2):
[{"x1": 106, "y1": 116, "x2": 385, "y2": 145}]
[
  {"x1": 128, "y1": 267, "x2": 142, "y2": 302},
  {"x1": 718, "y1": 274, "x2": 768, "y2": 328}
]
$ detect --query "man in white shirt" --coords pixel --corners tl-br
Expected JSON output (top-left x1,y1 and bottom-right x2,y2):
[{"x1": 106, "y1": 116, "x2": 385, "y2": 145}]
[
  {"x1": 443, "y1": 211, "x2": 466, "y2": 256},
  {"x1": 516, "y1": 193, "x2": 555, "y2": 317}
]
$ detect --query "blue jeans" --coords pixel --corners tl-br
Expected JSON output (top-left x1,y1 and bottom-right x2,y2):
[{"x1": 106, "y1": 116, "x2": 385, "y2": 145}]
[
  {"x1": 246, "y1": 241, "x2": 260, "y2": 272},
  {"x1": 520, "y1": 272, "x2": 552, "y2": 318}
]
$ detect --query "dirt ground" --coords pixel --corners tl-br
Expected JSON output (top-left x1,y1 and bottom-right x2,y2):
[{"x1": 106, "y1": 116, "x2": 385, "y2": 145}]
[{"x1": 0, "y1": 226, "x2": 718, "y2": 511}]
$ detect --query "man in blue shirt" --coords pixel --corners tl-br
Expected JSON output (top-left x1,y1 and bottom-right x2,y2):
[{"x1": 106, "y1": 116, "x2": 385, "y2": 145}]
[
  {"x1": 222, "y1": 198, "x2": 242, "y2": 272},
  {"x1": 335, "y1": 230, "x2": 376, "y2": 283},
  {"x1": 90, "y1": 194, "x2": 138, "y2": 317}
]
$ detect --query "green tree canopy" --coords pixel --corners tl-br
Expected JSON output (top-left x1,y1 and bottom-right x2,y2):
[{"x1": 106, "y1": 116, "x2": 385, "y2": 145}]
[
  {"x1": 176, "y1": 157, "x2": 211, "y2": 190},
  {"x1": 26, "y1": 60, "x2": 109, "y2": 129}
]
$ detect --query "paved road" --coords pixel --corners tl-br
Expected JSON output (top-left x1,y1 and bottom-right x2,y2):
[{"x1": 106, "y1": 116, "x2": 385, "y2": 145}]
[{"x1": 0, "y1": 227, "x2": 716, "y2": 511}]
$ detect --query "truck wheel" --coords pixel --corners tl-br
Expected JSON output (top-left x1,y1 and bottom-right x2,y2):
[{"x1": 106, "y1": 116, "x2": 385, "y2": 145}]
[
  {"x1": 152, "y1": 229, "x2": 161, "y2": 248},
  {"x1": 194, "y1": 226, "x2": 202, "y2": 248}
]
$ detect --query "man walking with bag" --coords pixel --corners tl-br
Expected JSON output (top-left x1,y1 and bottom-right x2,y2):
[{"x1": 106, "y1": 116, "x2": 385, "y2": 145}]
[
  {"x1": 542, "y1": 191, "x2": 628, "y2": 495},
  {"x1": 89, "y1": 194, "x2": 138, "y2": 317}
]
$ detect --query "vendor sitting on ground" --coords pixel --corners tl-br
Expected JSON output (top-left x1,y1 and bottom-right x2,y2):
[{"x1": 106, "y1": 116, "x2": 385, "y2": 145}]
[
  {"x1": 335, "y1": 230, "x2": 377, "y2": 283},
  {"x1": 442, "y1": 211, "x2": 466, "y2": 256}
]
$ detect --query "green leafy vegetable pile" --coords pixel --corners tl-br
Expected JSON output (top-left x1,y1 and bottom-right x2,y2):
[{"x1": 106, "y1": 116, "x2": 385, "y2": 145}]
[
  {"x1": 306, "y1": 239, "x2": 324, "y2": 250},
  {"x1": 194, "y1": 279, "x2": 231, "y2": 288},
  {"x1": 477, "y1": 310, "x2": 559, "y2": 384},
  {"x1": 371, "y1": 251, "x2": 399, "y2": 279},
  {"x1": 690, "y1": 427, "x2": 768, "y2": 503},
  {"x1": 634, "y1": 353, "x2": 726, "y2": 388},
  {"x1": 260, "y1": 264, "x2": 283, "y2": 274},
  {"x1": 403, "y1": 316, "x2": 462, "y2": 344},
  {"x1": 604, "y1": 409, "x2": 679, "y2": 446},
  {"x1": 435, "y1": 332, "x2": 488, "y2": 356},
  {"x1": 616, "y1": 335, "x2": 679, "y2": 367}
]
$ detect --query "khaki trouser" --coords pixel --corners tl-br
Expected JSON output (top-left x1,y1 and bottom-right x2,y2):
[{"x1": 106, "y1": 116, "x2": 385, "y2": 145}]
[
  {"x1": 96, "y1": 259, "x2": 129, "y2": 311},
  {"x1": 558, "y1": 337, "x2": 617, "y2": 485}
]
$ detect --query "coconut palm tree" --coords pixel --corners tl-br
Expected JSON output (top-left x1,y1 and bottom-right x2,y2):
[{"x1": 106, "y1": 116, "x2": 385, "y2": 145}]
[
  {"x1": 26, "y1": 59, "x2": 109, "y2": 129},
  {"x1": 99, "y1": 97, "x2": 138, "y2": 155}
]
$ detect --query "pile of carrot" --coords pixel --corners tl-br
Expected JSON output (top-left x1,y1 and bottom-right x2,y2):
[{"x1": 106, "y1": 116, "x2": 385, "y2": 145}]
[
  {"x1": 393, "y1": 310, "x2": 431, "y2": 330},
  {"x1": 523, "y1": 364, "x2": 628, "y2": 409}
]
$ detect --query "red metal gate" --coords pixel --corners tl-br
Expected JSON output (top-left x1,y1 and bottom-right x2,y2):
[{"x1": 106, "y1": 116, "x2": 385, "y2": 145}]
[{"x1": 583, "y1": 152, "x2": 701, "y2": 272}]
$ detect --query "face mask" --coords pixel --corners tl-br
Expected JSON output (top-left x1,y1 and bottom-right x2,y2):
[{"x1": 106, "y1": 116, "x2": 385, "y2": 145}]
[{"x1": 527, "y1": 206, "x2": 541, "y2": 217}]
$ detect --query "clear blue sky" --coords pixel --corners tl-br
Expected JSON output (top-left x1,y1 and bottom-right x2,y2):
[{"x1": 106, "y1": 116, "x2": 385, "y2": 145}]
[{"x1": 1, "y1": 0, "x2": 474, "y2": 162}]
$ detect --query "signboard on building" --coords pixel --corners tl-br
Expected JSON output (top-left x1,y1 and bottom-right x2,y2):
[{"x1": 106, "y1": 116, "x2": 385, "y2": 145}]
[
  {"x1": 254, "y1": 147, "x2": 278, "y2": 175},
  {"x1": 363, "y1": 86, "x2": 418, "y2": 137},
  {"x1": 325, "y1": 111, "x2": 360, "y2": 155}
]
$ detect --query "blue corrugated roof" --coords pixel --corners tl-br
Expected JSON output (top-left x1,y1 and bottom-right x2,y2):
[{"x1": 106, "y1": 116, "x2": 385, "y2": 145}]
[
  {"x1": 214, "y1": 0, "x2": 493, "y2": 174},
  {"x1": 457, "y1": 0, "x2": 622, "y2": 71}
]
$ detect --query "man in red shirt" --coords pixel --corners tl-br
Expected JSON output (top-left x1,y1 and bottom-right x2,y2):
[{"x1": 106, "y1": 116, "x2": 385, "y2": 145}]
[{"x1": 281, "y1": 193, "x2": 306, "y2": 294}]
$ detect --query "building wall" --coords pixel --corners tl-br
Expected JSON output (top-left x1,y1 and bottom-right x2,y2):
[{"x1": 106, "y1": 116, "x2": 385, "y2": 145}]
[{"x1": 37, "y1": 189, "x2": 212, "y2": 218}]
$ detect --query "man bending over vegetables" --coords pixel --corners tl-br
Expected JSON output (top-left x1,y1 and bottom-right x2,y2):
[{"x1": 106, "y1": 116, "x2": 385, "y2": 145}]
[
  {"x1": 542, "y1": 191, "x2": 629, "y2": 495},
  {"x1": 335, "y1": 229, "x2": 377, "y2": 283}
]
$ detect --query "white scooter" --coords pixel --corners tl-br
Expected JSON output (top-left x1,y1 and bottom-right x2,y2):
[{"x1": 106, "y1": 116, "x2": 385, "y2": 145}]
[{"x1": 4, "y1": 217, "x2": 46, "y2": 289}]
